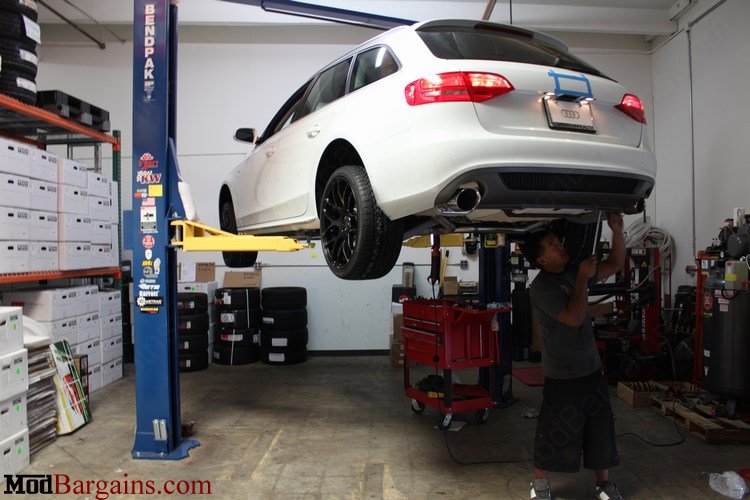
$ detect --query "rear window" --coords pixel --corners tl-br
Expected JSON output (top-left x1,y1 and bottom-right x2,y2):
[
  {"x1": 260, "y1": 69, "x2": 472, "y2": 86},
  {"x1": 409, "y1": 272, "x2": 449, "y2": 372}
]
[{"x1": 417, "y1": 25, "x2": 608, "y2": 79}]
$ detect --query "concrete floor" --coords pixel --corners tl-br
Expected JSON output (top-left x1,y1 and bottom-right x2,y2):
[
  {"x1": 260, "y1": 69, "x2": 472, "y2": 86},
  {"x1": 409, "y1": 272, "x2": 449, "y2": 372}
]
[{"x1": 21, "y1": 356, "x2": 747, "y2": 499}]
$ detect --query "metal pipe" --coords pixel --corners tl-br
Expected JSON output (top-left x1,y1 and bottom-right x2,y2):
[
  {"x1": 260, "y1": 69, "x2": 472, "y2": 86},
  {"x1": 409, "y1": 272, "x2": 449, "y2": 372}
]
[
  {"x1": 37, "y1": 0, "x2": 106, "y2": 49},
  {"x1": 482, "y1": 0, "x2": 497, "y2": 21},
  {"x1": 60, "y1": 0, "x2": 127, "y2": 44}
]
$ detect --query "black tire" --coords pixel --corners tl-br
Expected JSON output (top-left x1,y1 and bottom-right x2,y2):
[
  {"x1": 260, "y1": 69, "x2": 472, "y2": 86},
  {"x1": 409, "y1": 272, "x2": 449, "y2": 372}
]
[
  {"x1": 261, "y1": 287, "x2": 307, "y2": 310},
  {"x1": 178, "y1": 313, "x2": 209, "y2": 335},
  {"x1": 212, "y1": 343, "x2": 260, "y2": 365},
  {"x1": 0, "y1": 0, "x2": 39, "y2": 22},
  {"x1": 177, "y1": 292, "x2": 208, "y2": 314},
  {"x1": 219, "y1": 196, "x2": 258, "y2": 268},
  {"x1": 319, "y1": 165, "x2": 403, "y2": 280},
  {"x1": 260, "y1": 328, "x2": 308, "y2": 349},
  {"x1": 178, "y1": 333, "x2": 209, "y2": 353},
  {"x1": 0, "y1": 12, "x2": 39, "y2": 43},
  {"x1": 261, "y1": 347, "x2": 307, "y2": 365},
  {"x1": 261, "y1": 308, "x2": 307, "y2": 331},
  {"x1": 179, "y1": 351, "x2": 209, "y2": 372},
  {"x1": 215, "y1": 287, "x2": 260, "y2": 310},
  {"x1": 219, "y1": 308, "x2": 261, "y2": 329},
  {"x1": 0, "y1": 72, "x2": 35, "y2": 105},
  {"x1": 0, "y1": 39, "x2": 37, "y2": 77},
  {"x1": 215, "y1": 327, "x2": 259, "y2": 347}
]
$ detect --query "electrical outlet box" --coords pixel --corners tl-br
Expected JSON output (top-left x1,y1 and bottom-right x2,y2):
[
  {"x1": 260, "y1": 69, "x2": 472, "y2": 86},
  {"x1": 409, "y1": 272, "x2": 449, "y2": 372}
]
[{"x1": 459, "y1": 260, "x2": 469, "y2": 270}]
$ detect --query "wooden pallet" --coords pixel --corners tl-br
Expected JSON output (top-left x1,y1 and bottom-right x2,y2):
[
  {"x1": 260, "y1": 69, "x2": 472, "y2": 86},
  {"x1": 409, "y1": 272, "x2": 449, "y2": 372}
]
[{"x1": 650, "y1": 396, "x2": 750, "y2": 444}]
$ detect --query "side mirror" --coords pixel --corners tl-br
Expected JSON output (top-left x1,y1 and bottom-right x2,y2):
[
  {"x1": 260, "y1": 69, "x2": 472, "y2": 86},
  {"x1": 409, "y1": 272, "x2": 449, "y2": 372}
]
[{"x1": 234, "y1": 128, "x2": 256, "y2": 144}]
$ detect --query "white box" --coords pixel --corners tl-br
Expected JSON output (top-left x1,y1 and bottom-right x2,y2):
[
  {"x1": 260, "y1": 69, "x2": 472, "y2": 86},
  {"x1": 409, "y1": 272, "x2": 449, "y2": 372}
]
[
  {"x1": 58, "y1": 213, "x2": 92, "y2": 242},
  {"x1": 0, "y1": 307, "x2": 23, "y2": 357},
  {"x1": 111, "y1": 223, "x2": 120, "y2": 265},
  {"x1": 29, "y1": 148, "x2": 58, "y2": 183},
  {"x1": 101, "y1": 358, "x2": 122, "y2": 387},
  {"x1": 0, "y1": 174, "x2": 30, "y2": 209},
  {"x1": 0, "y1": 206, "x2": 29, "y2": 240},
  {"x1": 0, "y1": 241, "x2": 29, "y2": 274},
  {"x1": 77, "y1": 313, "x2": 100, "y2": 343},
  {"x1": 100, "y1": 313, "x2": 122, "y2": 340},
  {"x1": 86, "y1": 172, "x2": 109, "y2": 197},
  {"x1": 0, "y1": 393, "x2": 26, "y2": 442},
  {"x1": 101, "y1": 336, "x2": 122, "y2": 364},
  {"x1": 99, "y1": 290, "x2": 121, "y2": 317},
  {"x1": 91, "y1": 244, "x2": 112, "y2": 268},
  {"x1": 178, "y1": 281, "x2": 218, "y2": 296},
  {"x1": 28, "y1": 241, "x2": 58, "y2": 273},
  {"x1": 57, "y1": 184, "x2": 88, "y2": 215},
  {"x1": 77, "y1": 285, "x2": 99, "y2": 316},
  {"x1": 29, "y1": 179, "x2": 58, "y2": 212},
  {"x1": 0, "y1": 137, "x2": 30, "y2": 177},
  {"x1": 57, "y1": 158, "x2": 87, "y2": 187},
  {"x1": 73, "y1": 339, "x2": 101, "y2": 367},
  {"x1": 28, "y1": 210, "x2": 57, "y2": 241},
  {"x1": 0, "y1": 428, "x2": 30, "y2": 479},
  {"x1": 38, "y1": 317, "x2": 77, "y2": 344},
  {"x1": 89, "y1": 196, "x2": 111, "y2": 217},
  {"x1": 92, "y1": 219, "x2": 112, "y2": 245},
  {"x1": 0, "y1": 349, "x2": 28, "y2": 402},
  {"x1": 59, "y1": 242, "x2": 91, "y2": 271},
  {"x1": 87, "y1": 364, "x2": 102, "y2": 393},
  {"x1": 109, "y1": 181, "x2": 119, "y2": 223},
  {"x1": 2, "y1": 288, "x2": 78, "y2": 321}
]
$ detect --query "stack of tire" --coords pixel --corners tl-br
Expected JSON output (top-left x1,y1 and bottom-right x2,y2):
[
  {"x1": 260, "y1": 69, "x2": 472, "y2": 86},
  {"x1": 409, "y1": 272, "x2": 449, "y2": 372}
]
[
  {"x1": 261, "y1": 287, "x2": 308, "y2": 365},
  {"x1": 0, "y1": 0, "x2": 40, "y2": 105},
  {"x1": 213, "y1": 287, "x2": 261, "y2": 365},
  {"x1": 177, "y1": 293, "x2": 211, "y2": 372}
]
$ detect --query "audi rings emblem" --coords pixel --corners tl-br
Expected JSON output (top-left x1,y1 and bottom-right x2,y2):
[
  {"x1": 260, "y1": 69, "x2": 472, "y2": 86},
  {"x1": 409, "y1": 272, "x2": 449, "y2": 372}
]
[{"x1": 561, "y1": 109, "x2": 580, "y2": 119}]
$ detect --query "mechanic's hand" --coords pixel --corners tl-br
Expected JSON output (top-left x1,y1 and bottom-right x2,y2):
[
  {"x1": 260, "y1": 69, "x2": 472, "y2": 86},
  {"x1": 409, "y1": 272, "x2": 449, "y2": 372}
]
[
  {"x1": 606, "y1": 212, "x2": 624, "y2": 233},
  {"x1": 578, "y1": 256, "x2": 598, "y2": 280}
]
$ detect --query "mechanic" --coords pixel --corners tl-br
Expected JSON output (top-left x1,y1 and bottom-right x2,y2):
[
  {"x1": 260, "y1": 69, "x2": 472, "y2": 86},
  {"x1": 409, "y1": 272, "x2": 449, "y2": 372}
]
[{"x1": 521, "y1": 212, "x2": 625, "y2": 500}]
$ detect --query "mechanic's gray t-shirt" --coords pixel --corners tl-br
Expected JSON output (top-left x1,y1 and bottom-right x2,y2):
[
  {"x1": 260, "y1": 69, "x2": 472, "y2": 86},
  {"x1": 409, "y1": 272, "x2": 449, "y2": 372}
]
[{"x1": 529, "y1": 269, "x2": 601, "y2": 379}]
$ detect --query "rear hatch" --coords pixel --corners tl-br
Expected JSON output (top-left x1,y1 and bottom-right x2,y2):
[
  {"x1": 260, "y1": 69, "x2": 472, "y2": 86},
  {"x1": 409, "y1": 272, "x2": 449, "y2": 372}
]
[{"x1": 416, "y1": 21, "x2": 644, "y2": 147}]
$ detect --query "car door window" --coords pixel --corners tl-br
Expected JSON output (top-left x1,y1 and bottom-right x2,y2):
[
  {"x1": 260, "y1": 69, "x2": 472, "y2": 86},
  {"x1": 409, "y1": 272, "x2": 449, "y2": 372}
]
[
  {"x1": 297, "y1": 58, "x2": 351, "y2": 120},
  {"x1": 351, "y1": 46, "x2": 399, "y2": 92},
  {"x1": 257, "y1": 80, "x2": 311, "y2": 145}
]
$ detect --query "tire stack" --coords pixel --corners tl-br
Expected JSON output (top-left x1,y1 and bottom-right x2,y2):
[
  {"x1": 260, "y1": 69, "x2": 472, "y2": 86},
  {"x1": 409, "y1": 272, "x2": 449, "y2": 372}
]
[
  {"x1": 213, "y1": 287, "x2": 262, "y2": 365},
  {"x1": 177, "y1": 293, "x2": 211, "y2": 372},
  {"x1": 260, "y1": 287, "x2": 308, "y2": 365},
  {"x1": 0, "y1": 0, "x2": 41, "y2": 105}
]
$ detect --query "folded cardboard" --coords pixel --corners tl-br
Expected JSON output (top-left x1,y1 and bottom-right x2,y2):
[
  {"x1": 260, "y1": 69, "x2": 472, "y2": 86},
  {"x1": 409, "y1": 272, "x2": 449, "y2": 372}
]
[
  {"x1": 3, "y1": 288, "x2": 78, "y2": 321},
  {"x1": 0, "y1": 137, "x2": 31, "y2": 177},
  {"x1": 0, "y1": 307, "x2": 23, "y2": 357},
  {"x1": 0, "y1": 206, "x2": 29, "y2": 240},
  {"x1": 28, "y1": 210, "x2": 58, "y2": 241},
  {"x1": 28, "y1": 242, "x2": 58, "y2": 273},
  {"x1": 0, "y1": 241, "x2": 29, "y2": 274},
  {"x1": 0, "y1": 173, "x2": 31, "y2": 209},
  {"x1": 57, "y1": 158, "x2": 87, "y2": 187},
  {"x1": 29, "y1": 179, "x2": 57, "y2": 212},
  {"x1": 0, "y1": 393, "x2": 26, "y2": 442},
  {"x1": 0, "y1": 348, "x2": 28, "y2": 402},
  {"x1": 29, "y1": 148, "x2": 58, "y2": 183},
  {"x1": 86, "y1": 171, "x2": 109, "y2": 197},
  {"x1": 58, "y1": 213, "x2": 92, "y2": 242},
  {"x1": 57, "y1": 184, "x2": 88, "y2": 215},
  {"x1": 223, "y1": 269, "x2": 261, "y2": 288}
]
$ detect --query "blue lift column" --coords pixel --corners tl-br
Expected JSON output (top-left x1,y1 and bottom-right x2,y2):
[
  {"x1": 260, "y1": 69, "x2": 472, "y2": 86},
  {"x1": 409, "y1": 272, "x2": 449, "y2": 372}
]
[{"x1": 131, "y1": 0, "x2": 198, "y2": 460}]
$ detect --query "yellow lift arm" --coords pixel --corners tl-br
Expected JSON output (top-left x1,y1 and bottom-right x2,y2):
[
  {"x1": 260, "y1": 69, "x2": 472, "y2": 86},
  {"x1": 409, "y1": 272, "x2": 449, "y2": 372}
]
[{"x1": 170, "y1": 220, "x2": 306, "y2": 252}]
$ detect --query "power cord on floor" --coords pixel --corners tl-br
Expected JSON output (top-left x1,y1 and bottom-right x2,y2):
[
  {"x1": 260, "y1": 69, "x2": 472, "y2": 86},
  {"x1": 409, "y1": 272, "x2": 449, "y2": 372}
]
[{"x1": 616, "y1": 396, "x2": 685, "y2": 447}]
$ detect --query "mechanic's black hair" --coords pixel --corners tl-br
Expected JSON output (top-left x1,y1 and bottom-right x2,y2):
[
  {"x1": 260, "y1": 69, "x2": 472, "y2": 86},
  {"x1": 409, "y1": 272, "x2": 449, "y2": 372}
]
[{"x1": 520, "y1": 229, "x2": 554, "y2": 269}]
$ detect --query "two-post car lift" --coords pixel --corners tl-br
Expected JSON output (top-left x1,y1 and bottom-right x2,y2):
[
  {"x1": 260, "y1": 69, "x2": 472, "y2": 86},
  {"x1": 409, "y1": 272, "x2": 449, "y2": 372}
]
[{"x1": 130, "y1": 0, "x2": 513, "y2": 460}]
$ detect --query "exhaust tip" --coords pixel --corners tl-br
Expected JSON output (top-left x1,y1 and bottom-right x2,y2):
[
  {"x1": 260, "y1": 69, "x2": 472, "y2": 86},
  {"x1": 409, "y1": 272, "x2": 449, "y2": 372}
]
[{"x1": 437, "y1": 188, "x2": 481, "y2": 215}]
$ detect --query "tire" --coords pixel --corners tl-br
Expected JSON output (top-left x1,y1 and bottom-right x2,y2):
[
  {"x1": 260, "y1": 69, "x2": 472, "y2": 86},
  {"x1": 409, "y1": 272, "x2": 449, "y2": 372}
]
[
  {"x1": 0, "y1": 0, "x2": 39, "y2": 22},
  {"x1": 261, "y1": 347, "x2": 307, "y2": 365},
  {"x1": 261, "y1": 287, "x2": 307, "y2": 310},
  {"x1": 213, "y1": 343, "x2": 260, "y2": 365},
  {"x1": 0, "y1": 12, "x2": 39, "y2": 43},
  {"x1": 261, "y1": 308, "x2": 307, "y2": 331},
  {"x1": 219, "y1": 308, "x2": 261, "y2": 329},
  {"x1": 215, "y1": 327, "x2": 259, "y2": 347},
  {"x1": 177, "y1": 333, "x2": 209, "y2": 353},
  {"x1": 319, "y1": 165, "x2": 403, "y2": 280},
  {"x1": 177, "y1": 293, "x2": 208, "y2": 314},
  {"x1": 179, "y1": 351, "x2": 209, "y2": 372},
  {"x1": 0, "y1": 39, "x2": 37, "y2": 77},
  {"x1": 260, "y1": 328, "x2": 308, "y2": 349},
  {"x1": 178, "y1": 313, "x2": 209, "y2": 335},
  {"x1": 0, "y1": 71, "x2": 35, "y2": 105},
  {"x1": 215, "y1": 287, "x2": 260, "y2": 310},
  {"x1": 219, "y1": 196, "x2": 257, "y2": 268}
]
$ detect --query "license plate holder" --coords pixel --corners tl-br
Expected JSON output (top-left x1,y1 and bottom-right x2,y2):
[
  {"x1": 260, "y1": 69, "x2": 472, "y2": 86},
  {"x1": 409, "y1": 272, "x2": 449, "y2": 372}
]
[{"x1": 544, "y1": 98, "x2": 596, "y2": 133}]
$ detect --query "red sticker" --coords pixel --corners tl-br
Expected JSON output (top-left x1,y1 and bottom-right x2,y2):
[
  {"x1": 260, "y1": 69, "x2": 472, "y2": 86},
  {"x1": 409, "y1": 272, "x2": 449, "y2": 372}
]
[
  {"x1": 142, "y1": 235, "x2": 155, "y2": 249},
  {"x1": 703, "y1": 291, "x2": 713, "y2": 310}
]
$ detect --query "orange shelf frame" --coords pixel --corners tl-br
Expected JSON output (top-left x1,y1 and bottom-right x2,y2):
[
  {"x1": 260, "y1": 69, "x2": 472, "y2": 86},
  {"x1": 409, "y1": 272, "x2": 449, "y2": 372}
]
[{"x1": 0, "y1": 267, "x2": 122, "y2": 285}]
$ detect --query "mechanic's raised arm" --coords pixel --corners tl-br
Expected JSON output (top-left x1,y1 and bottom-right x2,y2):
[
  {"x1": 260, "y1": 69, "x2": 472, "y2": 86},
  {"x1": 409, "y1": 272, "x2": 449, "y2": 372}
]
[
  {"x1": 596, "y1": 212, "x2": 626, "y2": 282},
  {"x1": 554, "y1": 256, "x2": 597, "y2": 327}
]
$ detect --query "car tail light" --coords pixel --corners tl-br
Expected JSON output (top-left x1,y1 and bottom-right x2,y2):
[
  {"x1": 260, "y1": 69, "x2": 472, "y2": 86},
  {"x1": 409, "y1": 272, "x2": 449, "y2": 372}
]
[
  {"x1": 405, "y1": 72, "x2": 514, "y2": 106},
  {"x1": 615, "y1": 94, "x2": 646, "y2": 124}
]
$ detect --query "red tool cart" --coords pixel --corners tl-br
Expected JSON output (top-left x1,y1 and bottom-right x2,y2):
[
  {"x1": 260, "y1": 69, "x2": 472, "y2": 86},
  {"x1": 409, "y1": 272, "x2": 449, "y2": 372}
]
[{"x1": 403, "y1": 299, "x2": 511, "y2": 429}]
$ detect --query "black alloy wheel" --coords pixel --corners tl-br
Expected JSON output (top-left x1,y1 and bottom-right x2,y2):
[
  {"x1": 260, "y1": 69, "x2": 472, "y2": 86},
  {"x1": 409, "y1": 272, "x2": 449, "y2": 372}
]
[
  {"x1": 219, "y1": 196, "x2": 258, "y2": 268},
  {"x1": 320, "y1": 172, "x2": 359, "y2": 273}
]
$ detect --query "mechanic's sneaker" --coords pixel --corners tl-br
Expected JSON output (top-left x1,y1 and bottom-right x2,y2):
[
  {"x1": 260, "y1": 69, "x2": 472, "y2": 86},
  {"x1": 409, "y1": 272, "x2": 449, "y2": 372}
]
[
  {"x1": 530, "y1": 478, "x2": 551, "y2": 499},
  {"x1": 594, "y1": 481, "x2": 623, "y2": 500}
]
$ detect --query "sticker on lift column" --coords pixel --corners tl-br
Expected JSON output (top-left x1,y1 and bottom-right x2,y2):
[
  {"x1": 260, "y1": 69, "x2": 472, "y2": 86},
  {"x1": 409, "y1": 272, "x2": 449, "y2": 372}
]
[{"x1": 140, "y1": 205, "x2": 157, "y2": 234}]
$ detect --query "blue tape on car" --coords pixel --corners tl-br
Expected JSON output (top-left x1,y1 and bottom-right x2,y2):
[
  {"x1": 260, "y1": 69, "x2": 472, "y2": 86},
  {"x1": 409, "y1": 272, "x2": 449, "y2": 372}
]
[{"x1": 548, "y1": 70, "x2": 593, "y2": 98}]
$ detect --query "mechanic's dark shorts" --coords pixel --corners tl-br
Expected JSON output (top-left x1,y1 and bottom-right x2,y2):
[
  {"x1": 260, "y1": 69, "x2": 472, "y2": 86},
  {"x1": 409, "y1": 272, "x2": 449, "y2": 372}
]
[{"x1": 534, "y1": 370, "x2": 619, "y2": 473}]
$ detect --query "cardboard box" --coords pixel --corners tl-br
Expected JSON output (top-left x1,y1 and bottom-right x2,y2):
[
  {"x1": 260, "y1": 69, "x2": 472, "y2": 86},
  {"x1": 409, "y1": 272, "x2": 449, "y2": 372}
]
[
  {"x1": 223, "y1": 269, "x2": 261, "y2": 288},
  {"x1": 0, "y1": 429, "x2": 30, "y2": 479},
  {"x1": 391, "y1": 285, "x2": 416, "y2": 303},
  {"x1": 110, "y1": 223, "x2": 120, "y2": 265},
  {"x1": 0, "y1": 307, "x2": 23, "y2": 357},
  {"x1": 101, "y1": 358, "x2": 122, "y2": 387},
  {"x1": 57, "y1": 158, "x2": 87, "y2": 187},
  {"x1": 89, "y1": 195, "x2": 111, "y2": 216},
  {"x1": 390, "y1": 337, "x2": 405, "y2": 368},
  {"x1": 77, "y1": 313, "x2": 100, "y2": 343},
  {"x1": 0, "y1": 241, "x2": 29, "y2": 274},
  {"x1": 77, "y1": 285, "x2": 99, "y2": 316},
  {"x1": 3, "y1": 288, "x2": 78, "y2": 321},
  {"x1": 28, "y1": 148, "x2": 57, "y2": 183},
  {"x1": 28, "y1": 241, "x2": 58, "y2": 273},
  {"x1": 38, "y1": 317, "x2": 78, "y2": 345},
  {"x1": 101, "y1": 336, "x2": 122, "y2": 364},
  {"x1": 0, "y1": 173, "x2": 30, "y2": 209},
  {"x1": 0, "y1": 206, "x2": 29, "y2": 240},
  {"x1": 442, "y1": 276, "x2": 459, "y2": 296},
  {"x1": 0, "y1": 348, "x2": 28, "y2": 401},
  {"x1": 0, "y1": 137, "x2": 30, "y2": 177},
  {"x1": 100, "y1": 313, "x2": 122, "y2": 340},
  {"x1": 59, "y1": 242, "x2": 92, "y2": 271},
  {"x1": 392, "y1": 314, "x2": 403, "y2": 343},
  {"x1": 178, "y1": 281, "x2": 218, "y2": 296},
  {"x1": 58, "y1": 213, "x2": 92, "y2": 242},
  {"x1": 29, "y1": 179, "x2": 57, "y2": 212},
  {"x1": 28, "y1": 210, "x2": 57, "y2": 241},
  {"x1": 86, "y1": 171, "x2": 109, "y2": 197},
  {"x1": 91, "y1": 244, "x2": 113, "y2": 268},
  {"x1": 91, "y1": 219, "x2": 112, "y2": 244},
  {"x1": 73, "y1": 339, "x2": 101, "y2": 367},
  {"x1": 0, "y1": 393, "x2": 26, "y2": 442},
  {"x1": 109, "y1": 181, "x2": 119, "y2": 224},
  {"x1": 179, "y1": 262, "x2": 216, "y2": 282},
  {"x1": 57, "y1": 184, "x2": 88, "y2": 215},
  {"x1": 617, "y1": 380, "x2": 700, "y2": 407},
  {"x1": 87, "y1": 364, "x2": 102, "y2": 393},
  {"x1": 99, "y1": 290, "x2": 122, "y2": 317}
]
